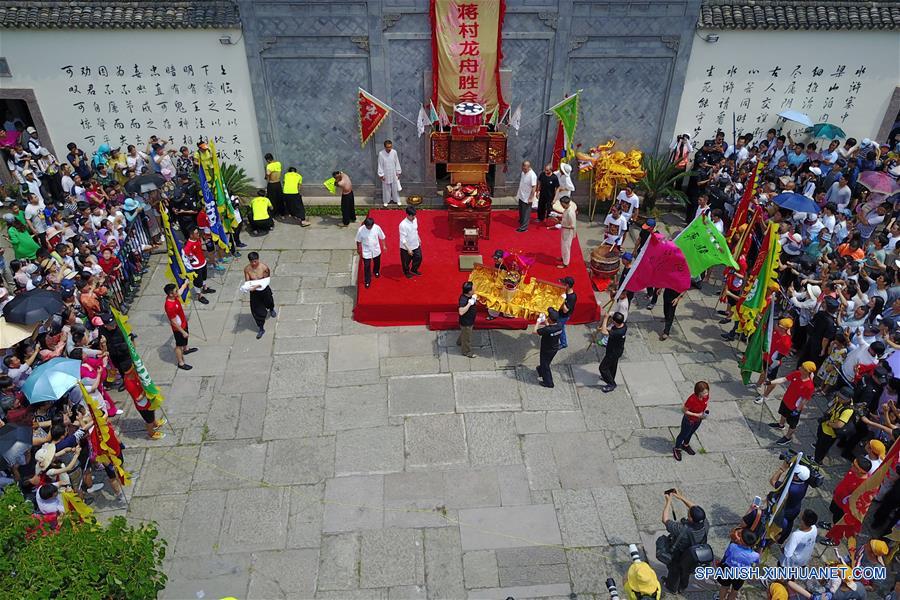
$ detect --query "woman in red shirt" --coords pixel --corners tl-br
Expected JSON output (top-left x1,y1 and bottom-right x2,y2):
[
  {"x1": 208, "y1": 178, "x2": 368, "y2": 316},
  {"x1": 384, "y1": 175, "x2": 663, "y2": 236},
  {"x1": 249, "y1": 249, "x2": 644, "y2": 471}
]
[
  {"x1": 755, "y1": 317, "x2": 794, "y2": 404},
  {"x1": 673, "y1": 381, "x2": 710, "y2": 461},
  {"x1": 767, "y1": 361, "x2": 816, "y2": 446}
]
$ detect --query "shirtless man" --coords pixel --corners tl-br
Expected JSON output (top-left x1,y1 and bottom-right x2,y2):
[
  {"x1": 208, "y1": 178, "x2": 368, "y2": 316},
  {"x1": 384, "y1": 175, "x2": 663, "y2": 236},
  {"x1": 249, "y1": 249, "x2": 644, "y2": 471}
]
[
  {"x1": 334, "y1": 171, "x2": 356, "y2": 227},
  {"x1": 264, "y1": 153, "x2": 284, "y2": 217},
  {"x1": 244, "y1": 251, "x2": 276, "y2": 339}
]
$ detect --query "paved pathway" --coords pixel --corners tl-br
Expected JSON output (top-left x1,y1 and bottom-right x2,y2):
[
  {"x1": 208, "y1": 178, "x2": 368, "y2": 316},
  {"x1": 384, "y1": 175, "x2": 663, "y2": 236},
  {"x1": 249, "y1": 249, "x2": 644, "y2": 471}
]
[{"x1": 98, "y1": 215, "x2": 844, "y2": 599}]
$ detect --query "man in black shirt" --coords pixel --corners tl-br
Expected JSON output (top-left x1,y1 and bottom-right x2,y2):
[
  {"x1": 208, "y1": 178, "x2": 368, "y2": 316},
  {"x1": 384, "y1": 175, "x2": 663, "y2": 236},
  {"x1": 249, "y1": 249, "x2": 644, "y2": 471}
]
[
  {"x1": 558, "y1": 277, "x2": 577, "y2": 349},
  {"x1": 98, "y1": 312, "x2": 133, "y2": 384},
  {"x1": 599, "y1": 311, "x2": 627, "y2": 392},
  {"x1": 457, "y1": 281, "x2": 477, "y2": 358},
  {"x1": 535, "y1": 164, "x2": 560, "y2": 222},
  {"x1": 171, "y1": 174, "x2": 200, "y2": 235},
  {"x1": 534, "y1": 308, "x2": 563, "y2": 388},
  {"x1": 798, "y1": 297, "x2": 838, "y2": 367}
]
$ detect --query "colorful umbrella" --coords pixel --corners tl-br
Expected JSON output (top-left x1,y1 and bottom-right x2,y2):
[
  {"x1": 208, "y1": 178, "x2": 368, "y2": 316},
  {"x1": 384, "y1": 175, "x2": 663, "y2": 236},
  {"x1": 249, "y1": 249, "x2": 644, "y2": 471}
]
[
  {"x1": 858, "y1": 171, "x2": 900, "y2": 196},
  {"x1": 772, "y1": 192, "x2": 820, "y2": 214},
  {"x1": 0, "y1": 318, "x2": 36, "y2": 348},
  {"x1": 807, "y1": 123, "x2": 846, "y2": 139},
  {"x1": 20, "y1": 357, "x2": 82, "y2": 404},
  {"x1": 777, "y1": 110, "x2": 814, "y2": 128},
  {"x1": 2, "y1": 289, "x2": 64, "y2": 325}
]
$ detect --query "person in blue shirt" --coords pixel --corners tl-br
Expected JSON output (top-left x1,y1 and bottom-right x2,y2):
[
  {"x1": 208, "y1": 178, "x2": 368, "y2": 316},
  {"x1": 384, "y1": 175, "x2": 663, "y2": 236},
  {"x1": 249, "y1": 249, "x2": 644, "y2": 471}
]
[
  {"x1": 716, "y1": 529, "x2": 761, "y2": 600},
  {"x1": 770, "y1": 462, "x2": 811, "y2": 543},
  {"x1": 787, "y1": 143, "x2": 807, "y2": 171}
]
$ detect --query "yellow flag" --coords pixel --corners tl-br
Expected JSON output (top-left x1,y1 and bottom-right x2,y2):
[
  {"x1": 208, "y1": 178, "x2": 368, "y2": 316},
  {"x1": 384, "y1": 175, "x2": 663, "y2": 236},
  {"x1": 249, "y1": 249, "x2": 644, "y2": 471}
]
[{"x1": 323, "y1": 177, "x2": 337, "y2": 195}]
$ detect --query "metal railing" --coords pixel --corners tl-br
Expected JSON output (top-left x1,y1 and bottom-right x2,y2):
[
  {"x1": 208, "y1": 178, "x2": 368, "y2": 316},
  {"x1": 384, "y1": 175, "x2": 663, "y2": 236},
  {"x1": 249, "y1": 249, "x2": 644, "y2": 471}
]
[{"x1": 102, "y1": 213, "x2": 154, "y2": 314}]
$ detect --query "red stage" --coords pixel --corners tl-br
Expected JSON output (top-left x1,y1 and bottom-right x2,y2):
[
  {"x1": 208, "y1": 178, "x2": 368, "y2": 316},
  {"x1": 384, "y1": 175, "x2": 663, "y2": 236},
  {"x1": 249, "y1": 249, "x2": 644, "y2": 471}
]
[{"x1": 353, "y1": 209, "x2": 598, "y2": 328}]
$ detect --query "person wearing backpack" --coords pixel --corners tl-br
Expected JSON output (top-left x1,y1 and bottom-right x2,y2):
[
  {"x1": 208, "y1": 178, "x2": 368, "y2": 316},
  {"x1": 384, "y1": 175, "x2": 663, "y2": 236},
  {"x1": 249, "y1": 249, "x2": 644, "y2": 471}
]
[
  {"x1": 813, "y1": 387, "x2": 857, "y2": 464},
  {"x1": 657, "y1": 489, "x2": 710, "y2": 593},
  {"x1": 716, "y1": 529, "x2": 761, "y2": 600}
]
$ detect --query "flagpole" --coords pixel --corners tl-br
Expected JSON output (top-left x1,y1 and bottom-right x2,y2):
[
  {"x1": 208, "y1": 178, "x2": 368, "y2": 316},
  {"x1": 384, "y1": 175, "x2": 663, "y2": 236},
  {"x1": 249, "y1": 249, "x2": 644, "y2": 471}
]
[
  {"x1": 544, "y1": 90, "x2": 582, "y2": 114},
  {"x1": 358, "y1": 87, "x2": 418, "y2": 127},
  {"x1": 613, "y1": 232, "x2": 653, "y2": 302}
]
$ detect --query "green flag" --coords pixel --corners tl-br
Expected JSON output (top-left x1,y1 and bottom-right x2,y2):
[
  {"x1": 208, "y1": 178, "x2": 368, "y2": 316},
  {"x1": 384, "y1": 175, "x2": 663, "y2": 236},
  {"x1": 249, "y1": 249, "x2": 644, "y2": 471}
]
[
  {"x1": 487, "y1": 107, "x2": 498, "y2": 127},
  {"x1": 740, "y1": 302, "x2": 773, "y2": 384},
  {"x1": 111, "y1": 307, "x2": 165, "y2": 410},
  {"x1": 673, "y1": 215, "x2": 739, "y2": 277},
  {"x1": 548, "y1": 93, "x2": 579, "y2": 153}
]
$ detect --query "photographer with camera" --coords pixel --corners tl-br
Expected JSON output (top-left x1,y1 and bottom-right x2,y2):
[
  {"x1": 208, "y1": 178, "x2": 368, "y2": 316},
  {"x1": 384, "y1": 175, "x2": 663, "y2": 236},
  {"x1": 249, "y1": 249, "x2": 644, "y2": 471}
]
[
  {"x1": 657, "y1": 488, "x2": 710, "y2": 593},
  {"x1": 814, "y1": 387, "x2": 857, "y2": 464},
  {"x1": 607, "y1": 544, "x2": 661, "y2": 600},
  {"x1": 769, "y1": 459, "x2": 814, "y2": 543},
  {"x1": 716, "y1": 529, "x2": 761, "y2": 600}
]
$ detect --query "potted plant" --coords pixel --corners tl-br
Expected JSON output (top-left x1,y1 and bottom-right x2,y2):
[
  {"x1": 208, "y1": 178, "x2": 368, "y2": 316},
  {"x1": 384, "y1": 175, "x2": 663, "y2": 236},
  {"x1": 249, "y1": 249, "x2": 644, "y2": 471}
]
[{"x1": 636, "y1": 154, "x2": 692, "y2": 213}]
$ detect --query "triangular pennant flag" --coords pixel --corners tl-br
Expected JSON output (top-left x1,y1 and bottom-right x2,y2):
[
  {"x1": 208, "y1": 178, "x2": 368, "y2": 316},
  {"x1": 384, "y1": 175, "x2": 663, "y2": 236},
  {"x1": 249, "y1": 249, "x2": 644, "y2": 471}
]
[
  {"x1": 617, "y1": 233, "x2": 691, "y2": 298},
  {"x1": 358, "y1": 88, "x2": 391, "y2": 147},
  {"x1": 487, "y1": 107, "x2": 498, "y2": 127},
  {"x1": 416, "y1": 104, "x2": 429, "y2": 138},
  {"x1": 437, "y1": 104, "x2": 451, "y2": 127},
  {"x1": 673, "y1": 215, "x2": 739, "y2": 277},
  {"x1": 737, "y1": 223, "x2": 781, "y2": 335},
  {"x1": 429, "y1": 100, "x2": 439, "y2": 124},
  {"x1": 323, "y1": 177, "x2": 337, "y2": 195},
  {"x1": 740, "y1": 302, "x2": 772, "y2": 384},
  {"x1": 548, "y1": 93, "x2": 580, "y2": 154},
  {"x1": 500, "y1": 105, "x2": 511, "y2": 125}
]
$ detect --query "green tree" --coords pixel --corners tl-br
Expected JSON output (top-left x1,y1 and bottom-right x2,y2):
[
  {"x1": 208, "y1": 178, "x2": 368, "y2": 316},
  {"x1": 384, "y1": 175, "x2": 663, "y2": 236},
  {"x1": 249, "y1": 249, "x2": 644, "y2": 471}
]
[
  {"x1": 0, "y1": 486, "x2": 167, "y2": 599},
  {"x1": 636, "y1": 154, "x2": 693, "y2": 213}
]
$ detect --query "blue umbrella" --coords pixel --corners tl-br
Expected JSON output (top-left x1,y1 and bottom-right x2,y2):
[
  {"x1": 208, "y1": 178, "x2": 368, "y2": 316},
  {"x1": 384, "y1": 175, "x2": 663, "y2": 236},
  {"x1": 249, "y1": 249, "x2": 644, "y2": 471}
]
[
  {"x1": 21, "y1": 357, "x2": 82, "y2": 404},
  {"x1": 806, "y1": 123, "x2": 846, "y2": 140},
  {"x1": 0, "y1": 424, "x2": 32, "y2": 464},
  {"x1": 772, "y1": 192, "x2": 820, "y2": 214},
  {"x1": 777, "y1": 110, "x2": 814, "y2": 128}
]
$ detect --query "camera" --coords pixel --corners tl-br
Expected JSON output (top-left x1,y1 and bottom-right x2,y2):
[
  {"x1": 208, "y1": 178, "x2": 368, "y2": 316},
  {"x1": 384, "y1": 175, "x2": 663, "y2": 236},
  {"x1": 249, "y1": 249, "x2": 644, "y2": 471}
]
[
  {"x1": 777, "y1": 449, "x2": 825, "y2": 488},
  {"x1": 628, "y1": 543, "x2": 641, "y2": 563},
  {"x1": 606, "y1": 578, "x2": 619, "y2": 600}
]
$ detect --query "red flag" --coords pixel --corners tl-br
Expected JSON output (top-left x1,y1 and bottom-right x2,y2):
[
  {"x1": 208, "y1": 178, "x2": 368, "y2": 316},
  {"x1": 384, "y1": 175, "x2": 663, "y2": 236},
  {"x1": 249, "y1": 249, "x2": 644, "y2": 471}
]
[
  {"x1": 551, "y1": 121, "x2": 565, "y2": 170},
  {"x1": 727, "y1": 163, "x2": 760, "y2": 241},
  {"x1": 358, "y1": 88, "x2": 391, "y2": 147}
]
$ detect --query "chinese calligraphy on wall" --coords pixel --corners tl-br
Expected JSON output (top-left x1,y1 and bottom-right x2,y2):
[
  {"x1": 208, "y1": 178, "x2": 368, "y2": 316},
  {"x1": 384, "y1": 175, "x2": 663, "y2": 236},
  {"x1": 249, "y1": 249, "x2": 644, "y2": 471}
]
[
  {"x1": 674, "y1": 31, "x2": 898, "y2": 146},
  {"x1": 456, "y1": 3, "x2": 481, "y2": 104},
  {"x1": 59, "y1": 61, "x2": 246, "y2": 162}
]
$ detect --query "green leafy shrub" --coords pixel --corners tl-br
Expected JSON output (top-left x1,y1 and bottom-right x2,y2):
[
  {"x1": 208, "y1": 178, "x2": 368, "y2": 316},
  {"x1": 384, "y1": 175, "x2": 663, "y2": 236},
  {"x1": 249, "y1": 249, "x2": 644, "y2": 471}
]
[{"x1": 0, "y1": 486, "x2": 167, "y2": 599}]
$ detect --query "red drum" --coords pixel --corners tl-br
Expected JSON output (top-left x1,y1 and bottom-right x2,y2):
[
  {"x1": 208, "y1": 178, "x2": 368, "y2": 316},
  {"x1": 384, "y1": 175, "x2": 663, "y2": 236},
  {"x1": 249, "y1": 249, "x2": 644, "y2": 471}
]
[{"x1": 454, "y1": 102, "x2": 485, "y2": 135}]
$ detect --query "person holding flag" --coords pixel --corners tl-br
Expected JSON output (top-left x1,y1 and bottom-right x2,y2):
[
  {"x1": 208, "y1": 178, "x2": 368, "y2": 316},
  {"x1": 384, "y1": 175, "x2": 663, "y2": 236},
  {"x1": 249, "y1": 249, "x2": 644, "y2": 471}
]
[
  {"x1": 754, "y1": 317, "x2": 793, "y2": 403},
  {"x1": 164, "y1": 281, "x2": 196, "y2": 371},
  {"x1": 765, "y1": 361, "x2": 816, "y2": 446},
  {"x1": 184, "y1": 226, "x2": 216, "y2": 305}
]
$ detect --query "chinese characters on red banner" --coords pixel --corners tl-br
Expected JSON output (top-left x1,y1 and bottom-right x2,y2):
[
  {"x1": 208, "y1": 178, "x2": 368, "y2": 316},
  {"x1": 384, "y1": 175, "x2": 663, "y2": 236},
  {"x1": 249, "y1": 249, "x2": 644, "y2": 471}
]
[{"x1": 457, "y1": 4, "x2": 481, "y2": 102}]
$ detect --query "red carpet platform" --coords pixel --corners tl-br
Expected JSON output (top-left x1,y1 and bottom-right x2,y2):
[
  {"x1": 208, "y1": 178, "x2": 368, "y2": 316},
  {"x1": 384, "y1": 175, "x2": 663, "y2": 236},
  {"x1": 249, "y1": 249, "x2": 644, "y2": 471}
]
[{"x1": 353, "y1": 209, "x2": 598, "y2": 328}]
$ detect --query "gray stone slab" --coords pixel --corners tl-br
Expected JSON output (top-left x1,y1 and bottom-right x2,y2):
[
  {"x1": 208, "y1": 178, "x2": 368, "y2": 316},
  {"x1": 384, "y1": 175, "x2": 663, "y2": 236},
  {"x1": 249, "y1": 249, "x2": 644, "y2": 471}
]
[
  {"x1": 127, "y1": 494, "x2": 186, "y2": 550},
  {"x1": 317, "y1": 533, "x2": 360, "y2": 591},
  {"x1": 454, "y1": 370, "x2": 523, "y2": 412},
  {"x1": 424, "y1": 527, "x2": 466, "y2": 599},
  {"x1": 464, "y1": 412, "x2": 522, "y2": 466},
  {"x1": 287, "y1": 483, "x2": 324, "y2": 549},
  {"x1": 135, "y1": 445, "x2": 199, "y2": 497},
  {"x1": 552, "y1": 489, "x2": 606, "y2": 547},
  {"x1": 693, "y1": 400, "x2": 761, "y2": 452},
  {"x1": 174, "y1": 490, "x2": 226, "y2": 557},
  {"x1": 274, "y1": 318, "x2": 318, "y2": 338},
  {"x1": 220, "y1": 357, "x2": 273, "y2": 395},
  {"x1": 324, "y1": 383, "x2": 388, "y2": 432},
  {"x1": 203, "y1": 392, "x2": 242, "y2": 441},
  {"x1": 517, "y1": 366, "x2": 579, "y2": 411},
  {"x1": 545, "y1": 411, "x2": 587, "y2": 432},
  {"x1": 457, "y1": 504, "x2": 562, "y2": 550},
  {"x1": 522, "y1": 434, "x2": 560, "y2": 491},
  {"x1": 679, "y1": 359, "x2": 742, "y2": 384},
  {"x1": 637, "y1": 404, "x2": 684, "y2": 428},
  {"x1": 387, "y1": 585, "x2": 427, "y2": 600},
  {"x1": 404, "y1": 414, "x2": 469, "y2": 470},
  {"x1": 317, "y1": 302, "x2": 344, "y2": 336},
  {"x1": 388, "y1": 374, "x2": 455, "y2": 416},
  {"x1": 192, "y1": 441, "x2": 267, "y2": 490},
  {"x1": 335, "y1": 425, "x2": 405, "y2": 476},
  {"x1": 566, "y1": 547, "x2": 617, "y2": 596},
  {"x1": 276, "y1": 303, "x2": 320, "y2": 320},
  {"x1": 615, "y1": 456, "x2": 682, "y2": 485},
  {"x1": 680, "y1": 481, "x2": 750, "y2": 526},
  {"x1": 467, "y1": 584, "x2": 572, "y2": 600},
  {"x1": 274, "y1": 336, "x2": 331, "y2": 354},
  {"x1": 264, "y1": 437, "x2": 335, "y2": 486},
  {"x1": 496, "y1": 464, "x2": 532, "y2": 506},
  {"x1": 263, "y1": 396, "x2": 324, "y2": 440},
  {"x1": 514, "y1": 411, "x2": 547, "y2": 434},
  {"x1": 166, "y1": 375, "x2": 215, "y2": 415},
  {"x1": 326, "y1": 367, "x2": 381, "y2": 387},
  {"x1": 578, "y1": 385, "x2": 642, "y2": 430},
  {"x1": 550, "y1": 431, "x2": 620, "y2": 489},
  {"x1": 384, "y1": 331, "x2": 438, "y2": 357},
  {"x1": 592, "y1": 486, "x2": 641, "y2": 544},
  {"x1": 463, "y1": 550, "x2": 499, "y2": 589},
  {"x1": 443, "y1": 468, "x2": 502, "y2": 509},
  {"x1": 236, "y1": 392, "x2": 267, "y2": 440},
  {"x1": 269, "y1": 353, "x2": 326, "y2": 398},
  {"x1": 219, "y1": 487, "x2": 290, "y2": 553},
  {"x1": 328, "y1": 334, "x2": 380, "y2": 372},
  {"x1": 249, "y1": 549, "x2": 318, "y2": 599},
  {"x1": 360, "y1": 528, "x2": 422, "y2": 588},
  {"x1": 607, "y1": 428, "x2": 676, "y2": 458},
  {"x1": 276, "y1": 261, "x2": 330, "y2": 276},
  {"x1": 173, "y1": 344, "x2": 230, "y2": 376},
  {"x1": 620, "y1": 360, "x2": 683, "y2": 406},
  {"x1": 162, "y1": 554, "x2": 250, "y2": 600},
  {"x1": 323, "y1": 475, "x2": 384, "y2": 533},
  {"x1": 383, "y1": 471, "x2": 449, "y2": 528},
  {"x1": 380, "y1": 356, "x2": 441, "y2": 377}
]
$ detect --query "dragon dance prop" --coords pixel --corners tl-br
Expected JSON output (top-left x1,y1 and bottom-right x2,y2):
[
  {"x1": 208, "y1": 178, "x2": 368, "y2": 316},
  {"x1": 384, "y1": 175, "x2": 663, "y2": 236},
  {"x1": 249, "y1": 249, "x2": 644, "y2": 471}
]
[
  {"x1": 468, "y1": 253, "x2": 565, "y2": 320},
  {"x1": 575, "y1": 141, "x2": 644, "y2": 200}
]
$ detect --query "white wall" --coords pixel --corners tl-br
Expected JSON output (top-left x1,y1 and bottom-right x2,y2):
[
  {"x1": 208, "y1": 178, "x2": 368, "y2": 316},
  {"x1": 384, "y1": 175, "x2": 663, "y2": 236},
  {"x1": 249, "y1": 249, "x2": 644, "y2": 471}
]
[
  {"x1": 674, "y1": 30, "x2": 900, "y2": 146},
  {"x1": 0, "y1": 28, "x2": 262, "y2": 178}
]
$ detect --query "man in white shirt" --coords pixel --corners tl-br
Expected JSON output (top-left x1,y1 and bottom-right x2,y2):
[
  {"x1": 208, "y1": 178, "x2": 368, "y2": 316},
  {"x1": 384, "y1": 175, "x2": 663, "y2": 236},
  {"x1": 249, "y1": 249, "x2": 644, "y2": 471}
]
[
  {"x1": 824, "y1": 176, "x2": 852, "y2": 211},
  {"x1": 724, "y1": 135, "x2": 750, "y2": 165},
  {"x1": 126, "y1": 144, "x2": 148, "y2": 174},
  {"x1": 355, "y1": 217, "x2": 386, "y2": 289},
  {"x1": 398, "y1": 206, "x2": 422, "y2": 278},
  {"x1": 780, "y1": 509, "x2": 817, "y2": 568},
  {"x1": 820, "y1": 139, "x2": 840, "y2": 165},
  {"x1": 559, "y1": 197, "x2": 577, "y2": 268},
  {"x1": 22, "y1": 169, "x2": 44, "y2": 204},
  {"x1": 616, "y1": 183, "x2": 640, "y2": 225},
  {"x1": 516, "y1": 160, "x2": 537, "y2": 232},
  {"x1": 377, "y1": 140, "x2": 402, "y2": 207},
  {"x1": 603, "y1": 205, "x2": 628, "y2": 248},
  {"x1": 23, "y1": 192, "x2": 47, "y2": 246}
]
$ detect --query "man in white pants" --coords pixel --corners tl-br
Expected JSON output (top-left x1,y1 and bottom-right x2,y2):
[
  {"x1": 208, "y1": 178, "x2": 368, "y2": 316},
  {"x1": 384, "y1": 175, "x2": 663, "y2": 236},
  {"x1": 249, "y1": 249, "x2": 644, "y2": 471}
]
[
  {"x1": 378, "y1": 139, "x2": 402, "y2": 206},
  {"x1": 559, "y1": 196, "x2": 577, "y2": 268}
]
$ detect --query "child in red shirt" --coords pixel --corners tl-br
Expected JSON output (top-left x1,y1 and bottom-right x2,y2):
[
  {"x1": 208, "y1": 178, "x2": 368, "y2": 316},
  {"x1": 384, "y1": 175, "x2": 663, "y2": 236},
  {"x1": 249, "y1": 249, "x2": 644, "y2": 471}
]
[
  {"x1": 673, "y1": 381, "x2": 710, "y2": 461},
  {"x1": 97, "y1": 247, "x2": 122, "y2": 282},
  {"x1": 767, "y1": 361, "x2": 816, "y2": 446},
  {"x1": 183, "y1": 226, "x2": 216, "y2": 304},
  {"x1": 755, "y1": 317, "x2": 794, "y2": 404}
]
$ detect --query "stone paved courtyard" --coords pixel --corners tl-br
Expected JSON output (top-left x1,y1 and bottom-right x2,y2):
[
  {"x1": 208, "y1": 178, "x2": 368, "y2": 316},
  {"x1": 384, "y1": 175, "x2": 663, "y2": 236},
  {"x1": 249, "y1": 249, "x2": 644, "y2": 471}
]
[{"x1": 100, "y1": 214, "x2": 847, "y2": 599}]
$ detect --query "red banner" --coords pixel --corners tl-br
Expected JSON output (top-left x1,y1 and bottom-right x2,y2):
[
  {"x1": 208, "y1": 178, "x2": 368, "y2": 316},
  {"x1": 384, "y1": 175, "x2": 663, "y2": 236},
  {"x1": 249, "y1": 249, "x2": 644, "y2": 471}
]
[{"x1": 430, "y1": 0, "x2": 506, "y2": 117}]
